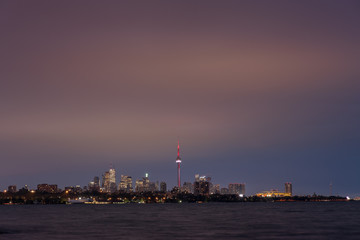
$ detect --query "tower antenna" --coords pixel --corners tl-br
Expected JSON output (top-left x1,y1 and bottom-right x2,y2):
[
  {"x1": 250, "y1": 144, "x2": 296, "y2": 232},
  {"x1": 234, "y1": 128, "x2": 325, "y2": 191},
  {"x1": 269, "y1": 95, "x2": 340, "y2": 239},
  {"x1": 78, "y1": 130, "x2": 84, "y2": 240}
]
[{"x1": 176, "y1": 140, "x2": 182, "y2": 188}]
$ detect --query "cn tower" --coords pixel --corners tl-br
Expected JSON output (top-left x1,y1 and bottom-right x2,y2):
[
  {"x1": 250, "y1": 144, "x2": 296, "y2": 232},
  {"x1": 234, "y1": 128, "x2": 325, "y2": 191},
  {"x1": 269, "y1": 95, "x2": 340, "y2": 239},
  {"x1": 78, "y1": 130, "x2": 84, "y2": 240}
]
[{"x1": 176, "y1": 141, "x2": 182, "y2": 188}]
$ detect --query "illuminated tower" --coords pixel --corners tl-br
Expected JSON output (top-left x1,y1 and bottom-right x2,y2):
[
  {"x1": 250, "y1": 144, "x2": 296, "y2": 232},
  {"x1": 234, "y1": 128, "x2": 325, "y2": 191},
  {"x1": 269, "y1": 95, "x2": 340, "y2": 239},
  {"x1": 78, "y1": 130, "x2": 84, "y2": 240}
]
[
  {"x1": 176, "y1": 141, "x2": 182, "y2": 188},
  {"x1": 285, "y1": 182, "x2": 292, "y2": 196}
]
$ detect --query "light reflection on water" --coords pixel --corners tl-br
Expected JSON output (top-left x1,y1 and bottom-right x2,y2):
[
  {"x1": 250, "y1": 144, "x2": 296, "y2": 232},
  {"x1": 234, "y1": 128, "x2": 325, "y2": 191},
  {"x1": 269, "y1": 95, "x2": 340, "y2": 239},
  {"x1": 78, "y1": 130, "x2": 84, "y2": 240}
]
[{"x1": 1, "y1": 202, "x2": 360, "y2": 239}]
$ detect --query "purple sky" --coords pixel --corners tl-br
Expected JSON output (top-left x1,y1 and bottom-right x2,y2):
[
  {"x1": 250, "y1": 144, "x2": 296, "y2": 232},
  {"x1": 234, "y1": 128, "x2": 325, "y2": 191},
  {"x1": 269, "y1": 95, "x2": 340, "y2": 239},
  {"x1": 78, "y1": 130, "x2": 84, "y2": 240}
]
[{"x1": 1, "y1": 1, "x2": 360, "y2": 196}]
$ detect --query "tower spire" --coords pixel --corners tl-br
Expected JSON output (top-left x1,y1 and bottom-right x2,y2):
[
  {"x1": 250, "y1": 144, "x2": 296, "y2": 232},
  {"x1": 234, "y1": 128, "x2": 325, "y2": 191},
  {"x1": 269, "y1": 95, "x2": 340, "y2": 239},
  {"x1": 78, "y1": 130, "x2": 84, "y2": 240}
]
[
  {"x1": 176, "y1": 140, "x2": 182, "y2": 188},
  {"x1": 177, "y1": 140, "x2": 181, "y2": 160}
]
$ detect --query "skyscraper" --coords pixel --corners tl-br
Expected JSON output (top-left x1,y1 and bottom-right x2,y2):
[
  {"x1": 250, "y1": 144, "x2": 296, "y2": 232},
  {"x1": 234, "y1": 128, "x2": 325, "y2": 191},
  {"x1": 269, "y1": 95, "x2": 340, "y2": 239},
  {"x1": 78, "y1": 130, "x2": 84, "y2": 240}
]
[
  {"x1": 182, "y1": 182, "x2": 193, "y2": 193},
  {"x1": 194, "y1": 175, "x2": 210, "y2": 196},
  {"x1": 228, "y1": 183, "x2": 246, "y2": 195},
  {"x1": 285, "y1": 182, "x2": 292, "y2": 196},
  {"x1": 109, "y1": 168, "x2": 117, "y2": 193},
  {"x1": 160, "y1": 182, "x2": 167, "y2": 192},
  {"x1": 176, "y1": 141, "x2": 182, "y2": 188},
  {"x1": 119, "y1": 175, "x2": 133, "y2": 192},
  {"x1": 195, "y1": 174, "x2": 200, "y2": 182},
  {"x1": 211, "y1": 184, "x2": 220, "y2": 194},
  {"x1": 7, "y1": 185, "x2": 17, "y2": 193},
  {"x1": 89, "y1": 176, "x2": 101, "y2": 192},
  {"x1": 135, "y1": 173, "x2": 157, "y2": 192},
  {"x1": 94, "y1": 176, "x2": 100, "y2": 191},
  {"x1": 103, "y1": 171, "x2": 110, "y2": 192},
  {"x1": 135, "y1": 179, "x2": 144, "y2": 192},
  {"x1": 103, "y1": 168, "x2": 117, "y2": 193}
]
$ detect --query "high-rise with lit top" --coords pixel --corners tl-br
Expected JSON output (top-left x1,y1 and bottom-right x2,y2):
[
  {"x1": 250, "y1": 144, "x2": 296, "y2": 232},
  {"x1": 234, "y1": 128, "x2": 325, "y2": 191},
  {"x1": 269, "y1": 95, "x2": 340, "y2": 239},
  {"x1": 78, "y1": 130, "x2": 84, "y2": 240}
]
[{"x1": 176, "y1": 141, "x2": 182, "y2": 188}]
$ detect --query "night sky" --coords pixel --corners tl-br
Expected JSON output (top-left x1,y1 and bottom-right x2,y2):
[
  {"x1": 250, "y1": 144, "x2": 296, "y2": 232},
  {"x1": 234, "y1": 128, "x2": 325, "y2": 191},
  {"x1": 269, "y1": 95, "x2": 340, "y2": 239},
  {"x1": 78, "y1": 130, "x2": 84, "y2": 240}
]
[{"x1": 1, "y1": 1, "x2": 359, "y2": 196}]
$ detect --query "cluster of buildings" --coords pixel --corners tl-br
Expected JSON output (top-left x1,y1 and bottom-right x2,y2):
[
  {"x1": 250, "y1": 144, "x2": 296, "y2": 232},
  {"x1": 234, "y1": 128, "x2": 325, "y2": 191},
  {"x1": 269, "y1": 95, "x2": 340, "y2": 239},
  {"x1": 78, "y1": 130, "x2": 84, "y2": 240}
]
[
  {"x1": 83, "y1": 142, "x2": 247, "y2": 196},
  {"x1": 86, "y1": 169, "x2": 246, "y2": 196},
  {"x1": 87, "y1": 170, "x2": 165, "y2": 194},
  {"x1": 2, "y1": 142, "x2": 293, "y2": 197}
]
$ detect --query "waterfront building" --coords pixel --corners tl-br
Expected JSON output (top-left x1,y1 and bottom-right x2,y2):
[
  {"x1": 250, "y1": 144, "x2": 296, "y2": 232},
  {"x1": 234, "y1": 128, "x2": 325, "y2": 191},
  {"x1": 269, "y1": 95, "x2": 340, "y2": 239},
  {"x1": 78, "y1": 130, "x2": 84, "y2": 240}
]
[
  {"x1": 285, "y1": 182, "x2": 292, "y2": 196},
  {"x1": 256, "y1": 190, "x2": 291, "y2": 197},
  {"x1": 228, "y1": 183, "x2": 246, "y2": 195}
]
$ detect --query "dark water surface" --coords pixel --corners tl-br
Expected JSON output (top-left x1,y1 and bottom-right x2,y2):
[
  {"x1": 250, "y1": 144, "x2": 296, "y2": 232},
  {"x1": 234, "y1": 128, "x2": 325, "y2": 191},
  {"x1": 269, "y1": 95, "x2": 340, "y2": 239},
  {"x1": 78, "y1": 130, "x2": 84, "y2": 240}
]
[{"x1": 1, "y1": 202, "x2": 360, "y2": 239}]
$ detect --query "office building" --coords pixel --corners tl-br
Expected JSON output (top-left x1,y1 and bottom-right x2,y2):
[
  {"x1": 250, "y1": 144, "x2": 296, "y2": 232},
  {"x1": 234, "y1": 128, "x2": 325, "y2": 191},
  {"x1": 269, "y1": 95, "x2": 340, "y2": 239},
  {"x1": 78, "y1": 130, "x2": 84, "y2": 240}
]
[
  {"x1": 285, "y1": 182, "x2": 292, "y2": 196},
  {"x1": 228, "y1": 183, "x2": 246, "y2": 195},
  {"x1": 160, "y1": 182, "x2": 167, "y2": 192},
  {"x1": 211, "y1": 184, "x2": 220, "y2": 194},
  {"x1": 220, "y1": 188, "x2": 229, "y2": 195},
  {"x1": 103, "y1": 168, "x2": 117, "y2": 193},
  {"x1": 8, "y1": 185, "x2": 17, "y2": 193},
  {"x1": 182, "y1": 182, "x2": 193, "y2": 193},
  {"x1": 135, "y1": 173, "x2": 157, "y2": 192},
  {"x1": 194, "y1": 174, "x2": 210, "y2": 195},
  {"x1": 119, "y1": 175, "x2": 133, "y2": 192}
]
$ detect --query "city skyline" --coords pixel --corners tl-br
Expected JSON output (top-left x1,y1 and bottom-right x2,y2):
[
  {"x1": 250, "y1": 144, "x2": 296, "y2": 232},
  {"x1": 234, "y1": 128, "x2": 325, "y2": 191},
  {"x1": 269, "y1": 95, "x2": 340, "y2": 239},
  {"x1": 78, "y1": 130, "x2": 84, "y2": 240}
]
[
  {"x1": 0, "y1": 142, "x2": 334, "y2": 197},
  {"x1": 1, "y1": 1, "x2": 360, "y2": 197},
  {"x1": 0, "y1": 138, "x2": 355, "y2": 196}
]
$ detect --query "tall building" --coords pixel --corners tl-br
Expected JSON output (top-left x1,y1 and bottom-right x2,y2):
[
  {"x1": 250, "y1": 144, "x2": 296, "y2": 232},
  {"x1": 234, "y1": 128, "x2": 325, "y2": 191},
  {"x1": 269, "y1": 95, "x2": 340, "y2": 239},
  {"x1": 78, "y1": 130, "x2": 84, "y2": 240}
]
[
  {"x1": 211, "y1": 184, "x2": 220, "y2": 194},
  {"x1": 102, "y1": 168, "x2": 117, "y2": 193},
  {"x1": 182, "y1": 182, "x2": 193, "y2": 193},
  {"x1": 7, "y1": 185, "x2": 17, "y2": 193},
  {"x1": 228, "y1": 183, "x2": 246, "y2": 195},
  {"x1": 194, "y1": 181, "x2": 210, "y2": 196},
  {"x1": 94, "y1": 176, "x2": 100, "y2": 189},
  {"x1": 135, "y1": 179, "x2": 144, "y2": 192},
  {"x1": 119, "y1": 175, "x2": 133, "y2": 192},
  {"x1": 102, "y1": 171, "x2": 110, "y2": 192},
  {"x1": 176, "y1": 141, "x2": 182, "y2": 188},
  {"x1": 135, "y1": 173, "x2": 157, "y2": 192},
  {"x1": 195, "y1": 174, "x2": 200, "y2": 182},
  {"x1": 285, "y1": 182, "x2": 292, "y2": 196},
  {"x1": 88, "y1": 176, "x2": 101, "y2": 192},
  {"x1": 194, "y1": 174, "x2": 210, "y2": 195},
  {"x1": 160, "y1": 182, "x2": 167, "y2": 192},
  {"x1": 109, "y1": 168, "x2": 117, "y2": 193}
]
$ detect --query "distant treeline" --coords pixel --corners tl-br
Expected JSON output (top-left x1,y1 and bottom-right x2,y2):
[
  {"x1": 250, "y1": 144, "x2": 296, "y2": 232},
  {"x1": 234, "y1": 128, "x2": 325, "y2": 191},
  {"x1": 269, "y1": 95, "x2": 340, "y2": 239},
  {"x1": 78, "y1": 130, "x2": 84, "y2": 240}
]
[{"x1": 0, "y1": 190, "x2": 348, "y2": 205}]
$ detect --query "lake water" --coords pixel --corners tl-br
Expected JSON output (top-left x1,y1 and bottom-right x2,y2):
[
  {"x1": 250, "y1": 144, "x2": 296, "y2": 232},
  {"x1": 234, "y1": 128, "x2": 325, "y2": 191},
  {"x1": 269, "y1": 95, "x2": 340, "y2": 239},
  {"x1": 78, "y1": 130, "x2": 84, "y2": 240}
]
[{"x1": 1, "y1": 202, "x2": 360, "y2": 239}]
